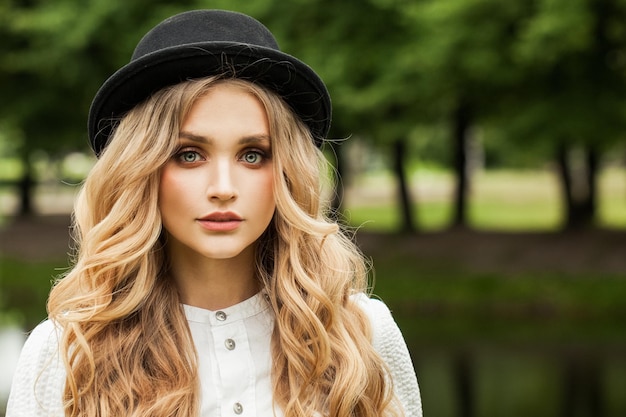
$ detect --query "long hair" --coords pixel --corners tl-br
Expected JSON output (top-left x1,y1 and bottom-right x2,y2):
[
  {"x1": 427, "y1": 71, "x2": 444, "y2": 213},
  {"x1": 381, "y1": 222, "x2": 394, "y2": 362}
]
[{"x1": 47, "y1": 76, "x2": 398, "y2": 417}]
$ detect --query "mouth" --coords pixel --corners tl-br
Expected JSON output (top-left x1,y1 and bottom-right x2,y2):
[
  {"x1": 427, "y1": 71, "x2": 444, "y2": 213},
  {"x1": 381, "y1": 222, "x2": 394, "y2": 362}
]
[
  {"x1": 197, "y1": 212, "x2": 243, "y2": 232},
  {"x1": 199, "y1": 212, "x2": 243, "y2": 222}
]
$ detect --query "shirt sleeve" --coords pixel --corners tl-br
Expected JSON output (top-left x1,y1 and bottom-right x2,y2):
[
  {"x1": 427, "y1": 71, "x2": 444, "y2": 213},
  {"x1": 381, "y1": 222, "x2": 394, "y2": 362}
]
[
  {"x1": 6, "y1": 320, "x2": 66, "y2": 417},
  {"x1": 354, "y1": 294, "x2": 423, "y2": 417}
]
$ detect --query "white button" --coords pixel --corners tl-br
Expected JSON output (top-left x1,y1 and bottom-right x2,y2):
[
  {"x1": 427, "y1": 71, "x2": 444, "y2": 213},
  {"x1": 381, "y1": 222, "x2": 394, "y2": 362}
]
[
  {"x1": 216, "y1": 311, "x2": 227, "y2": 321},
  {"x1": 233, "y1": 402, "x2": 243, "y2": 414},
  {"x1": 225, "y1": 338, "x2": 236, "y2": 350}
]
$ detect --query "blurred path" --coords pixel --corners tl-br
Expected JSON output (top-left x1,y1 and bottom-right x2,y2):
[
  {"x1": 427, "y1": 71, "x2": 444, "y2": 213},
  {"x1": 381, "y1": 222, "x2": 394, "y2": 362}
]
[
  {"x1": 0, "y1": 215, "x2": 72, "y2": 260},
  {"x1": 357, "y1": 228, "x2": 626, "y2": 275}
]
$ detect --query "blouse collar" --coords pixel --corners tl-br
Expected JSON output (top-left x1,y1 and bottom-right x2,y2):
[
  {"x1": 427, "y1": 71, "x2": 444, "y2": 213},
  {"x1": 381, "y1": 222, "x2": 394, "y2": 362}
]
[{"x1": 182, "y1": 291, "x2": 271, "y2": 326}]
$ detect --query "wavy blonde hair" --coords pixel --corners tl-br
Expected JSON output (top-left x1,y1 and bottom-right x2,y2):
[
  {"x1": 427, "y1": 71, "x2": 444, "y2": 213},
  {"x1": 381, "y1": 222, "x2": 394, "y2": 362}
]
[{"x1": 48, "y1": 76, "x2": 399, "y2": 417}]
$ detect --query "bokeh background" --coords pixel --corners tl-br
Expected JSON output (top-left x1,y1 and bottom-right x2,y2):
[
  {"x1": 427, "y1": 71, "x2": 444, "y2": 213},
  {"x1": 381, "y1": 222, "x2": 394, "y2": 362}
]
[{"x1": 1, "y1": 0, "x2": 626, "y2": 416}]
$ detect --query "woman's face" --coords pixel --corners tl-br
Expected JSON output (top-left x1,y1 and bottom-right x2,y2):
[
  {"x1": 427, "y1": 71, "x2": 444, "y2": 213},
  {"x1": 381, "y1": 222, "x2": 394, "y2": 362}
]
[{"x1": 158, "y1": 82, "x2": 275, "y2": 262}]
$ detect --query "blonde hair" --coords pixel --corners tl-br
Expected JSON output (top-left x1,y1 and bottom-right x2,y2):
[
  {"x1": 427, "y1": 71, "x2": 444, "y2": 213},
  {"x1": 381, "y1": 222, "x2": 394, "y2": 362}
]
[{"x1": 48, "y1": 76, "x2": 399, "y2": 417}]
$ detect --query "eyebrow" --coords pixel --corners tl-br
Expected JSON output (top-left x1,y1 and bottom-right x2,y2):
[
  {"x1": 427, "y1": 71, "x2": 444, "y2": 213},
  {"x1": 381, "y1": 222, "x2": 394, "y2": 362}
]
[{"x1": 179, "y1": 131, "x2": 271, "y2": 145}]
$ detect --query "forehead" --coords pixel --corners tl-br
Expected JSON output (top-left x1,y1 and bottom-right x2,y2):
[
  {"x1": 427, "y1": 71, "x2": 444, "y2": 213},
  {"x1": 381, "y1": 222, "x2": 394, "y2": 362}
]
[{"x1": 180, "y1": 83, "x2": 270, "y2": 143}]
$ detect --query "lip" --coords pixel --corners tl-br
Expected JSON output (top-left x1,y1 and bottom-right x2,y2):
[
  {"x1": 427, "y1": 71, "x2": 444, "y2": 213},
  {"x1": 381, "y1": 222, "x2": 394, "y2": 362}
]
[{"x1": 197, "y1": 211, "x2": 243, "y2": 232}]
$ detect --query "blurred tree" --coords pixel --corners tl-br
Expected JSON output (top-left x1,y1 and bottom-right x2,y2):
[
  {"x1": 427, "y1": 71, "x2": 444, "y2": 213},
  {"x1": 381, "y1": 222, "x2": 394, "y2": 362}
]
[
  {"x1": 257, "y1": 0, "x2": 425, "y2": 232},
  {"x1": 407, "y1": 0, "x2": 532, "y2": 228},
  {"x1": 0, "y1": 0, "x2": 445, "y2": 232},
  {"x1": 0, "y1": 0, "x2": 198, "y2": 215},
  {"x1": 4, "y1": 0, "x2": 624, "y2": 231},
  {"x1": 220, "y1": 0, "x2": 626, "y2": 232},
  {"x1": 502, "y1": 0, "x2": 626, "y2": 229},
  {"x1": 394, "y1": 0, "x2": 626, "y2": 230}
]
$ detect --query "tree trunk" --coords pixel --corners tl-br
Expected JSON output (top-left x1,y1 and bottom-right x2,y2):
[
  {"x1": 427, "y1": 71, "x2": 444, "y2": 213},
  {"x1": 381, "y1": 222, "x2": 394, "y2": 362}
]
[
  {"x1": 582, "y1": 147, "x2": 598, "y2": 226},
  {"x1": 18, "y1": 153, "x2": 35, "y2": 217},
  {"x1": 392, "y1": 138, "x2": 416, "y2": 233},
  {"x1": 555, "y1": 144, "x2": 598, "y2": 230},
  {"x1": 454, "y1": 351, "x2": 474, "y2": 417},
  {"x1": 555, "y1": 143, "x2": 574, "y2": 228},
  {"x1": 451, "y1": 101, "x2": 472, "y2": 228}
]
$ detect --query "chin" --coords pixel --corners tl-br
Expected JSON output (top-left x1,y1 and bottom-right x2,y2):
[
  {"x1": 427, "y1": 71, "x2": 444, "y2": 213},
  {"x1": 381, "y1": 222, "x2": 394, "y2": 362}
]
[
  {"x1": 203, "y1": 251, "x2": 245, "y2": 260},
  {"x1": 198, "y1": 245, "x2": 252, "y2": 261}
]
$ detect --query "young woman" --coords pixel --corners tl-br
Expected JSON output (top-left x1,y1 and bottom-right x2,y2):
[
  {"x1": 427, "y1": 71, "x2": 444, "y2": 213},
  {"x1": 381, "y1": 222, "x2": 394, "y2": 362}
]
[{"x1": 7, "y1": 10, "x2": 421, "y2": 417}]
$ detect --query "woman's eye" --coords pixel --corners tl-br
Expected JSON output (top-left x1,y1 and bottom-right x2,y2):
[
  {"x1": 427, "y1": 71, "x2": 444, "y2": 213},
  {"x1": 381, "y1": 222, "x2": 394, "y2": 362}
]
[
  {"x1": 241, "y1": 151, "x2": 264, "y2": 165},
  {"x1": 177, "y1": 150, "x2": 202, "y2": 163}
]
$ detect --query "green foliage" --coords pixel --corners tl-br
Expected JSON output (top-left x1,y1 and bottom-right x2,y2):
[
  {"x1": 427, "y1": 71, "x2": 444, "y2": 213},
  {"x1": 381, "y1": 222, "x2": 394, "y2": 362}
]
[
  {"x1": 257, "y1": 0, "x2": 423, "y2": 142},
  {"x1": 0, "y1": 257, "x2": 64, "y2": 329},
  {"x1": 411, "y1": 0, "x2": 529, "y2": 91},
  {"x1": 499, "y1": 0, "x2": 626, "y2": 148},
  {"x1": 0, "y1": 0, "x2": 200, "y2": 158},
  {"x1": 514, "y1": 0, "x2": 593, "y2": 64},
  {"x1": 369, "y1": 244, "x2": 626, "y2": 347}
]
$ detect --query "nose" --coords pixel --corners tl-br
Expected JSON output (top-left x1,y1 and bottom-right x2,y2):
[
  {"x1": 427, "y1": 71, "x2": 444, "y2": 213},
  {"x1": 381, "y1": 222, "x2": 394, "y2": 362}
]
[{"x1": 206, "y1": 158, "x2": 237, "y2": 201}]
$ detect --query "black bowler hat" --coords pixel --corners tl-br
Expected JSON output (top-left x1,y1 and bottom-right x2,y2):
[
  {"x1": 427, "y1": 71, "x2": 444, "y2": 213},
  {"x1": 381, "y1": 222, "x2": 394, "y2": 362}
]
[{"x1": 88, "y1": 9, "x2": 331, "y2": 156}]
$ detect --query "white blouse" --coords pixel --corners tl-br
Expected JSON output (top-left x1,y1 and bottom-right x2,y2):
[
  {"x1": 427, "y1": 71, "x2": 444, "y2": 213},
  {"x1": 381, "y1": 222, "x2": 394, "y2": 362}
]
[
  {"x1": 6, "y1": 293, "x2": 422, "y2": 417},
  {"x1": 182, "y1": 292, "x2": 276, "y2": 417}
]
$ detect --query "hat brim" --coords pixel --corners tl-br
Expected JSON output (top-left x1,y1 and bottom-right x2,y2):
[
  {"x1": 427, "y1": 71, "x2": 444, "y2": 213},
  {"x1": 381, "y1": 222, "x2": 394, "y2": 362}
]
[{"x1": 88, "y1": 42, "x2": 331, "y2": 155}]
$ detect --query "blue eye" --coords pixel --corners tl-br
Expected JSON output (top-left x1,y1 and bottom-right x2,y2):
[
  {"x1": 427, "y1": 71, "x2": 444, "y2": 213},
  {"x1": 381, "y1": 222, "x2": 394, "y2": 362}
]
[
  {"x1": 242, "y1": 151, "x2": 263, "y2": 164},
  {"x1": 177, "y1": 150, "x2": 202, "y2": 163}
]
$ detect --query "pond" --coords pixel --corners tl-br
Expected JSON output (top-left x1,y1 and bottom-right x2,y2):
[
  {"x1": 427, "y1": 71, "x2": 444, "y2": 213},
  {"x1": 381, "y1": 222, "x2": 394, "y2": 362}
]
[{"x1": 411, "y1": 344, "x2": 626, "y2": 417}]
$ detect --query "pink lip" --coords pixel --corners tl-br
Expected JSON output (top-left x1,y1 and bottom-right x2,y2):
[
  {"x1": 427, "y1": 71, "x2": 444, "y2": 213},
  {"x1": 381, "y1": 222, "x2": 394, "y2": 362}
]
[{"x1": 197, "y1": 212, "x2": 243, "y2": 232}]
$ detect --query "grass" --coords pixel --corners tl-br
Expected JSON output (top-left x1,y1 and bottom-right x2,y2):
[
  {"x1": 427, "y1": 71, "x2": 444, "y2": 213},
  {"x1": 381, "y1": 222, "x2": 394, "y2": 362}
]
[
  {"x1": 0, "y1": 258, "x2": 63, "y2": 329},
  {"x1": 370, "y1": 258, "x2": 626, "y2": 346},
  {"x1": 344, "y1": 168, "x2": 626, "y2": 231}
]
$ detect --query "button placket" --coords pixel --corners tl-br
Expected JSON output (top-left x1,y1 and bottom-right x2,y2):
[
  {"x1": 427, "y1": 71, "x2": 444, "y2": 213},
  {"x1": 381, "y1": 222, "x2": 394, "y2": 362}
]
[
  {"x1": 212, "y1": 319, "x2": 254, "y2": 416},
  {"x1": 185, "y1": 294, "x2": 273, "y2": 416}
]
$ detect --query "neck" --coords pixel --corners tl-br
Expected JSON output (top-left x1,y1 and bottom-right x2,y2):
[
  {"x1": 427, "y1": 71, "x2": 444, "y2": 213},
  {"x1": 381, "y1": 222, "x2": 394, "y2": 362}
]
[{"x1": 167, "y1": 246, "x2": 260, "y2": 311}]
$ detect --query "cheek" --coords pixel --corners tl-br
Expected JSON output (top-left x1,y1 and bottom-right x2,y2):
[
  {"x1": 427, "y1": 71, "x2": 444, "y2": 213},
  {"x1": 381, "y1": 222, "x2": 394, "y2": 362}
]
[
  {"x1": 158, "y1": 167, "x2": 189, "y2": 215},
  {"x1": 249, "y1": 170, "x2": 276, "y2": 213},
  {"x1": 158, "y1": 168, "x2": 175, "y2": 207}
]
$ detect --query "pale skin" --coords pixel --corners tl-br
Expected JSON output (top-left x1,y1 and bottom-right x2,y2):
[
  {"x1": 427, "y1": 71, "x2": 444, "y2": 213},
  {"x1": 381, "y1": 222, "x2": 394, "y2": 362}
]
[{"x1": 158, "y1": 83, "x2": 276, "y2": 311}]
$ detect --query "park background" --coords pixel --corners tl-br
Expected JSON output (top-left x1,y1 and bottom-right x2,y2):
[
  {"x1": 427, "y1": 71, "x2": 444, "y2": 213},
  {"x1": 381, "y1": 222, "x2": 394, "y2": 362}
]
[{"x1": 1, "y1": 0, "x2": 626, "y2": 416}]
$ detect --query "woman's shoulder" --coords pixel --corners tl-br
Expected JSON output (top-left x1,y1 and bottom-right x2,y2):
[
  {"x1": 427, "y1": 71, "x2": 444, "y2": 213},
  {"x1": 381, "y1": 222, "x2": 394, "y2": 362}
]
[
  {"x1": 17, "y1": 320, "x2": 62, "y2": 365},
  {"x1": 24, "y1": 319, "x2": 59, "y2": 344},
  {"x1": 351, "y1": 292, "x2": 391, "y2": 313},
  {"x1": 351, "y1": 293, "x2": 398, "y2": 345},
  {"x1": 6, "y1": 319, "x2": 66, "y2": 417},
  {"x1": 13, "y1": 319, "x2": 61, "y2": 367},
  {"x1": 351, "y1": 293, "x2": 423, "y2": 417}
]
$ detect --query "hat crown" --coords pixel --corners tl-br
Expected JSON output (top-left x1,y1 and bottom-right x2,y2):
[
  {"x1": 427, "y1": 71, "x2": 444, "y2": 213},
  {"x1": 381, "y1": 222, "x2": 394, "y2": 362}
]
[
  {"x1": 89, "y1": 9, "x2": 331, "y2": 155},
  {"x1": 132, "y1": 10, "x2": 280, "y2": 61}
]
